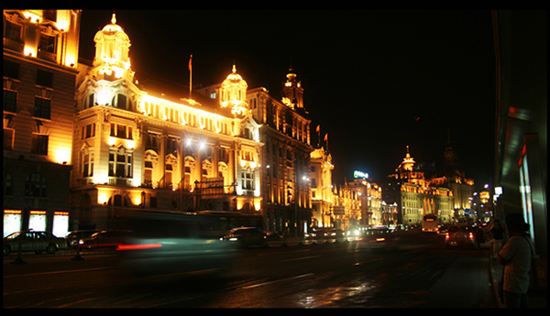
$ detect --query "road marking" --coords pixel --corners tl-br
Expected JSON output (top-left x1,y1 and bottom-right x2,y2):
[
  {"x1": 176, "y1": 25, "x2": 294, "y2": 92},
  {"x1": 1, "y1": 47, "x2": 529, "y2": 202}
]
[
  {"x1": 3, "y1": 267, "x2": 110, "y2": 279},
  {"x1": 354, "y1": 257, "x2": 383, "y2": 266},
  {"x1": 241, "y1": 273, "x2": 314, "y2": 289},
  {"x1": 280, "y1": 255, "x2": 320, "y2": 262}
]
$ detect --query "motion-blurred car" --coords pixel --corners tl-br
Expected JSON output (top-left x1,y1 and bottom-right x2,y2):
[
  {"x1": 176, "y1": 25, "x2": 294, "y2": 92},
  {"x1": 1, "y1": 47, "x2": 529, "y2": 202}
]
[
  {"x1": 65, "y1": 230, "x2": 100, "y2": 248},
  {"x1": 78, "y1": 230, "x2": 132, "y2": 250},
  {"x1": 3, "y1": 230, "x2": 66, "y2": 256},
  {"x1": 353, "y1": 227, "x2": 401, "y2": 251},
  {"x1": 445, "y1": 226, "x2": 475, "y2": 248},
  {"x1": 220, "y1": 227, "x2": 267, "y2": 247},
  {"x1": 305, "y1": 227, "x2": 343, "y2": 240}
]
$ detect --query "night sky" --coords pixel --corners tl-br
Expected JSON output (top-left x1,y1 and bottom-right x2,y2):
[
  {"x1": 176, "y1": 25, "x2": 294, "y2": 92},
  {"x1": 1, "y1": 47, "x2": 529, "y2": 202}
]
[{"x1": 79, "y1": 10, "x2": 496, "y2": 190}]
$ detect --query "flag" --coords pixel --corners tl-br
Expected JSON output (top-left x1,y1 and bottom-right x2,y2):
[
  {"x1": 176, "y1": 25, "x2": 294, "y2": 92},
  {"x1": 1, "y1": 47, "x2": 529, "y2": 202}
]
[
  {"x1": 316, "y1": 125, "x2": 320, "y2": 132},
  {"x1": 188, "y1": 55, "x2": 192, "y2": 71},
  {"x1": 324, "y1": 133, "x2": 328, "y2": 141}
]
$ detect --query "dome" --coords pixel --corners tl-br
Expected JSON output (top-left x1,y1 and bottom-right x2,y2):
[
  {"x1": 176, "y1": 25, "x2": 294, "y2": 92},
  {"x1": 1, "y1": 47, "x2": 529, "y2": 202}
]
[
  {"x1": 223, "y1": 65, "x2": 247, "y2": 87},
  {"x1": 92, "y1": 13, "x2": 133, "y2": 80},
  {"x1": 220, "y1": 64, "x2": 248, "y2": 116},
  {"x1": 101, "y1": 13, "x2": 125, "y2": 35}
]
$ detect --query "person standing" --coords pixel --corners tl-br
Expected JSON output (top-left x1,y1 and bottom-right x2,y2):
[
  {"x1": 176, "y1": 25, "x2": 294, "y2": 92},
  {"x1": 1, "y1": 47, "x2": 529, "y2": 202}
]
[{"x1": 498, "y1": 213, "x2": 533, "y2": 308}]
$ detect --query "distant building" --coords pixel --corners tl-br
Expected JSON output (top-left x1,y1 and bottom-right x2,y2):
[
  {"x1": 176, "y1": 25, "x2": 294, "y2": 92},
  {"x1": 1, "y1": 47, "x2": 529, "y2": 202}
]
[
  {"x1": 3, "y1": 10, "x2": 81, "y2": 237},
  {"x1": 348, "y1": 178, "x2": 386, "y2": 227},
  {"x1": 383, "y1": 146, "x2": 454, "y2": 226}
]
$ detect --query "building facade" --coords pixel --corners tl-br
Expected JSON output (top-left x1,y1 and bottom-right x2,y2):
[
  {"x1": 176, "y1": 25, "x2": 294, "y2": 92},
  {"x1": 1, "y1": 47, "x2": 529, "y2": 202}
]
[
  {"x1": 309, "y1": 146, "x2": 334, "y2": 228},
  {"x1": 69, "y1": 14, "x2": 262, "y2": 230},
  {"x1": 3, "y1": 10, "x2": 81, "y2": 237},
  {"x1": 246, "y1": 69, "x2": 314, "y2": 234},
  {"x1": 383, "y1": 146, "x2": 454, "y2": 226}
]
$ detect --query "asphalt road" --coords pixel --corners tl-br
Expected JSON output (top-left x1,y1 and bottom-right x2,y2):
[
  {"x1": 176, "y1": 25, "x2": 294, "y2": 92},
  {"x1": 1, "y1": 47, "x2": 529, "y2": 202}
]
[{"x1": 3, "y1": 230, "x2": 498, "y2": 308}]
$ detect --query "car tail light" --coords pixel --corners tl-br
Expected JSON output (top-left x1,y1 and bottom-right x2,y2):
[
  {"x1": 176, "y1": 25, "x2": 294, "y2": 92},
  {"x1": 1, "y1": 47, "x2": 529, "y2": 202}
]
[
  {"x1": 376, "y1": 238, "x2": 386, "y2": 242},
  {"x1": 469, "y1": 232, "x2": 474, "y2": 240}
]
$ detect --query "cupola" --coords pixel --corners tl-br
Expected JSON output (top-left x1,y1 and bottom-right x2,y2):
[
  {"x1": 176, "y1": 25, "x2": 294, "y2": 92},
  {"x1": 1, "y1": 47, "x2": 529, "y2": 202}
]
[
  {"x1": 92, "y1": 13, "x2": 133, "y2": 81},
  {"x1": 220, "y1": 64, "x2": 249, "y2": 117}
]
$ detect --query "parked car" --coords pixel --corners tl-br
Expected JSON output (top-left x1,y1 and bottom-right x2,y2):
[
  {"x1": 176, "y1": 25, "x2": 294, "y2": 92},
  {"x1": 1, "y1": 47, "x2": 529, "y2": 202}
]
[
  {"x1": 220, "y1": 227, "x2": 267, "y2": 248},
  {"x1": 353, "y1": 227, "x2": 401, "y2": 251},
  {"x1": 4, "y1": 230, "x2": 66, "y2": 256},
  {"x1": 65, "y1": 230, "x2": 100, "y2": 248},
  {"x1": 78, "y1": 230, "x2": 132, "y2": 250},
  {"x1": 445, "y1": 226, "x2": 475, "y2": 248}
]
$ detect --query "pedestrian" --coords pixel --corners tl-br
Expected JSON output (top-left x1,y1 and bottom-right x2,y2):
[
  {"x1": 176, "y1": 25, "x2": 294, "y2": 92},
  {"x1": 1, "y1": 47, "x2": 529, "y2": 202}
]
[
  {"x1": 490, "y1": 220, "x2": 504, "y2": 260},
  {"x1": 498, "y1": 213, "x2": 533, "y2": 308}
]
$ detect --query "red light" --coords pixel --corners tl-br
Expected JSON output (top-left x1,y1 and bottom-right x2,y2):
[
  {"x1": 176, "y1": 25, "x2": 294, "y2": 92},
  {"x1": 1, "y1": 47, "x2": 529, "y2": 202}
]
[{"x1": 117, "y1": 243, "x2": 163, "y2": 251}]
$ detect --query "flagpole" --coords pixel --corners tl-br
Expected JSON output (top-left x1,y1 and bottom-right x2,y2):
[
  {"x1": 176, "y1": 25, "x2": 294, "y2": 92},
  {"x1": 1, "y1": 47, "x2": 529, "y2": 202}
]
[
  {"x1": 316, "y1": 125, "x2": 320, "y2": 147},
  {"x1": 189, "y1": 54, "x2": 193, "y2": 99}
]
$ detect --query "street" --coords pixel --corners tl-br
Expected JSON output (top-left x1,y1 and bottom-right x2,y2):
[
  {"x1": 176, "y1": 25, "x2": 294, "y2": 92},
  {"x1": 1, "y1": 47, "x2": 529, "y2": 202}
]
[{"x1": 3, "y1": 230, "x2": 497, "y2": 308}]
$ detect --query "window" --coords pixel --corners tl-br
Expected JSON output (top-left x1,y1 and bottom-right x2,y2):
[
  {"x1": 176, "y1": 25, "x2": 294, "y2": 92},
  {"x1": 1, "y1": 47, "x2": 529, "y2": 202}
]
[
  {"x1": 4, "y1": 171, "x2": 13, "y2": 195},
  {"x1": 31, "y1": 134, "x2": 48, "y2": 155},
  {"x1": 110, "y1": 123, "x2": 133, "y2": 139},
  {"x1": 82, "y1": 123, "x2": 95, "y2": 139},
  {"x1": 3, "y1": 90, "x2": 17, "y2": 113},
  {"x1": 39, "y1": 33, "x2": 56, "y2": 53},
  {"x1": 81, "y1": 151, "x2": 94, "y2": 177},
  {"x1": 109, "y1": 148, "x2": 132, "y2": 178},
  {"x1": 33, "y1": 97, "x2": 51, "y2": 119},
  {"x1": 4, "y1": 128, "x2": 14, "y2": 150},
  {"x1": 144, "y1": 161, "x2": 153, "y2": 187},
  {"x1": 36, "y1": 69, "x2": 53, "y2": 88},
  {"x1": 113, "y1": 94, "x2": 127, "y2": 110},
  {"x1": 25, "y1": 172, "x2": 47, "y2": 197},
  {"x1": 242, "y1": 171, "x2": 254, "y2": 190},
  {"x1": 86, "y1": 94, "x2": 95, "y2": 108},
  {"x1": 4, "y1": 21, "x2": 22, "y2": 42},
  {"x1": 43, "y1": 10, "x2": 57, "y2": 22},
  {"x1": 3, "y1": 60, "x2": 20, "y2": 79}
]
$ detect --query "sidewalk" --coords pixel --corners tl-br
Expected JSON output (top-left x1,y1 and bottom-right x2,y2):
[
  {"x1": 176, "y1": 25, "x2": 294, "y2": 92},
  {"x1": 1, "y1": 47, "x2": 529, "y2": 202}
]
[{"x1": 488, "y1": 252, "x2": 547, "y2": 308}]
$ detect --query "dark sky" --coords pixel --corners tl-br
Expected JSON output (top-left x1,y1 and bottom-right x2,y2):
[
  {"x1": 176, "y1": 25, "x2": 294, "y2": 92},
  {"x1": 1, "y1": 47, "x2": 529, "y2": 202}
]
[{"x1": 79, "y1": 10, "x2": 496, "y2": 190}]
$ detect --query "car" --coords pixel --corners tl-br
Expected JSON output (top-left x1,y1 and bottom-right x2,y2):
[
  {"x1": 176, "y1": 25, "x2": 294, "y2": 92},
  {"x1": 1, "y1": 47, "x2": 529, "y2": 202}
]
[
  {"x1": 445, "y1": 225, "x2": 475, "y2": 248},
  {"x1": 437, "y1": 225, "x2": 449, "y2": 237},
  {"x1": 78, "y1": 230, "x2": 132, "y2": 250},
  {"x1": 352, "y1": 227, "x2": 401, "y2": 251},
  {"x1": 65, "y1": 230, "x2": 100, "y2": 248},
  {"x1": 220, "y1": 227, "x2": 267, "y2": 248},
  {"x1": 3, "y1": 230, "x2": 66, "y2": 256}
]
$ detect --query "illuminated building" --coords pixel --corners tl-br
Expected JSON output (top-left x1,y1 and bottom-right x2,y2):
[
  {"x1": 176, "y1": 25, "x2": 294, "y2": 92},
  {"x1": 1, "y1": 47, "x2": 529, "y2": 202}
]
[
  {"x1": 3, "y1": 10, "x2": 81, "y2": 237},
  {"x1": 384, "y1": 146, "x2": 454, "y2": 226},
  {"x1": 348, "y1": 178, "x2": 385, "y2": 226},
  {"x1": 429, "y1": 133, "x2": 476, "y2": 220},
  {"x1": 245, "y1": 68, "x2": 314, "y2": 234},
  {"x1": 70, "y1": 14, "x2": 262, "y2": 229},
  {"x1": 309, "y1": 147, "x2": 334, "y2": 228},
  {"x1": 332, "y1": 182, "x2": 361, "y2": 231}
]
